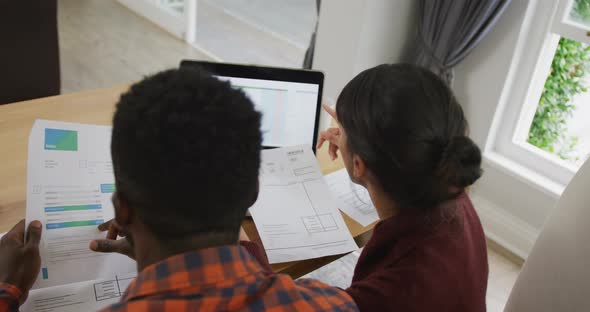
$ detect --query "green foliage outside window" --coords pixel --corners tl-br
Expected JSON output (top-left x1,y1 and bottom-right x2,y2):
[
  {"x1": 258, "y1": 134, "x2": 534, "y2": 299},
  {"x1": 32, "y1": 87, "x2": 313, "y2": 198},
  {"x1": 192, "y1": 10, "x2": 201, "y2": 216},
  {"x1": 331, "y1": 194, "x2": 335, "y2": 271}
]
[
  {"x1": 571, "y1": 0, "x2": 590, "y2": 23},
  {"x1": 527, "y1": 37, "x2": 590, "y2": 160}
]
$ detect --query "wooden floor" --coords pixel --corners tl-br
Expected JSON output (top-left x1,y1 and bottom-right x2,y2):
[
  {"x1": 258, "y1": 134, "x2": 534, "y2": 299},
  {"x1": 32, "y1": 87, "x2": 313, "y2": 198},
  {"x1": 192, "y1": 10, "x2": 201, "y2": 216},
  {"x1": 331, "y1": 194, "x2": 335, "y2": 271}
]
[
  {"x1": 57, "y1": 1, "x2": 522, "y2": 311},
  {"x1": 207, "y1": 0, "x2": 316, "y2": 50},
  {"x1": 195, "y1": 0, "x2": 308, "y2": 67},
  {"x1": 58, "y1": 0, "x2": 211, "y2": 94},
  {"x1": 58, "y1": 0, "x2": 313, "y2": 94},
  {"x1": 486, "y1": 245, "x2": 522, "y2": 311}
]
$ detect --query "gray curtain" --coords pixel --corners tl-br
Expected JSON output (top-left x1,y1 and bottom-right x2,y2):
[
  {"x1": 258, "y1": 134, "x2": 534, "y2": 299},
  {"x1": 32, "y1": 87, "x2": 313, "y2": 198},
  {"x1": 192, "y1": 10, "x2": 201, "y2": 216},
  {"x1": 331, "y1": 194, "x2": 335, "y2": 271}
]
[
  {"x1": 303, "y1": 0, "x2": 321, "y2": 69},
  {"x1": 415, "y1": 0, "x2": 511, "y2": 84}
]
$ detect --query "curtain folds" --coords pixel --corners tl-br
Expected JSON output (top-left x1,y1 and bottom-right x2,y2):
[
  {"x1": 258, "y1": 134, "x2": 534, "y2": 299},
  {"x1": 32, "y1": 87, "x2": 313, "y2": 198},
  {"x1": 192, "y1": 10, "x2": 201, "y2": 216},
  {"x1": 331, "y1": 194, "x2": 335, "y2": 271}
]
[
  {"x1": 415, "y1": 0, "x2": 512, "y2": 84},
  {"x1": 303, "y1": 0, "x2": 322, "y2": 69}
]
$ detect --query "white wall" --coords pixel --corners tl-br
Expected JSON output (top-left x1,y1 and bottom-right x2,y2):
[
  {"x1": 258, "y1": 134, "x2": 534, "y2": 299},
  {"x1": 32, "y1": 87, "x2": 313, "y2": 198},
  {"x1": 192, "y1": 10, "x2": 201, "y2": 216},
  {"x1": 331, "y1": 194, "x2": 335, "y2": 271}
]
[
  {"x1": 454, "y1": 0, "x2": 556, "y2": 258},
  {"x1": 313, "y1": 0, "x2": 418, "y2": 129},
  {"x1": 315, "y1": 0, "x2": 552, "y2": 258}
]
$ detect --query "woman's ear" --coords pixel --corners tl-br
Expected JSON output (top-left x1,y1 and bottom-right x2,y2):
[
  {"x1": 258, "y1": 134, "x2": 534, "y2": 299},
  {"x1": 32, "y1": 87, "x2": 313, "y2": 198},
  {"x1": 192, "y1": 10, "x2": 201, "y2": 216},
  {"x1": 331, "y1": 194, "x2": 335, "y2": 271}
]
[{"x1": 352, "y1": 154, "x2": 367, "y2": 181}]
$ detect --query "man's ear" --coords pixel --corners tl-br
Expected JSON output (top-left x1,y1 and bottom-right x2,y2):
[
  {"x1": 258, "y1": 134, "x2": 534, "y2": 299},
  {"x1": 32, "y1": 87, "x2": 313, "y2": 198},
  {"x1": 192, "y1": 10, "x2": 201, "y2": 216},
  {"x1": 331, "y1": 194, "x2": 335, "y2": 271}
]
[
  {"x1": 246, "y1": 179, "x2": 260, "y2": 208},
  {"x1": 113, "y1": 191, "x2": 132, "y2": 228},
  {"x1": 352, "y1": 154, "x2": 367, "y2": 181}
]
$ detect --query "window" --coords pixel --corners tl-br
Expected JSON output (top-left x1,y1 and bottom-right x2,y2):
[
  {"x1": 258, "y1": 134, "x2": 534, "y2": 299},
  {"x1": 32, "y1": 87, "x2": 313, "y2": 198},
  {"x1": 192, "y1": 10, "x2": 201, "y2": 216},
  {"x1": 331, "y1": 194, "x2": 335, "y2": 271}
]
[
  {"x1": 525, "y1": 37, "x2": 590, "y2": 167},
  {"x1": 159, "y1": 0, "x2": 186, "y2": 14},
  {"x1": 117, "y1": 0, "x2": 197, "y2": 43},
  {"x1": 487, "y1": 0, "x2": 590, "y2": 196}
]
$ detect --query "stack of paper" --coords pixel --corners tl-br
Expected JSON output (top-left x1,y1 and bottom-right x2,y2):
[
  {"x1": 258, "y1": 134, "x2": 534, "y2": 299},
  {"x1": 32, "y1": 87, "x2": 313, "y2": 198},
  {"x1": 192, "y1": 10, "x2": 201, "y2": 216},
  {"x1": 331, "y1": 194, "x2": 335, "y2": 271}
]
[
  {"x1": 324, "y1": 169, "x2": 380, "y2": 227},
  {"x1": 249, "y1": 146, "x2": 358, "y2": 263}
]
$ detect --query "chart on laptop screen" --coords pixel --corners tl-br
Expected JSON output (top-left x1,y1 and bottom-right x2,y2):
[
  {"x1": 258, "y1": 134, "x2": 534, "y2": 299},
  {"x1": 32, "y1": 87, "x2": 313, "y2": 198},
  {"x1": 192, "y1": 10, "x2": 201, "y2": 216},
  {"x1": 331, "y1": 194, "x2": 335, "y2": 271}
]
[{"x1": 216, "y1": 76, "x2": 319, "y2": 148}]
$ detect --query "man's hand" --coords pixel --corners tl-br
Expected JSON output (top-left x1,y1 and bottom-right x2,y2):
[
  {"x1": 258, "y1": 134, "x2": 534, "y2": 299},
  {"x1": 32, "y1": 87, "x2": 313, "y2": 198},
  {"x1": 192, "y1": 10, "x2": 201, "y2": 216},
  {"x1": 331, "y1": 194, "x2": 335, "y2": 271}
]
[
  {"x1": 317, "y1": 104, "x2": 341, "y2": 160},
  {"x1": 0, "y1": 219, "x2": 42, "y2": 304},
  {"x1": 89, "y1": 219, "x2": 135, "y2": 260}
]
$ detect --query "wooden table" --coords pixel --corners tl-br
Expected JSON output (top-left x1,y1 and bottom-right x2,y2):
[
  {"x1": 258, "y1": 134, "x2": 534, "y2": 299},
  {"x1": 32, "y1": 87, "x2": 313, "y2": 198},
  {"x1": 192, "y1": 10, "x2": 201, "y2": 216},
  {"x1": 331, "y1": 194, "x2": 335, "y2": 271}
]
[{"x1": 0, "y1": 85, "x2": 375, "y2": 278}]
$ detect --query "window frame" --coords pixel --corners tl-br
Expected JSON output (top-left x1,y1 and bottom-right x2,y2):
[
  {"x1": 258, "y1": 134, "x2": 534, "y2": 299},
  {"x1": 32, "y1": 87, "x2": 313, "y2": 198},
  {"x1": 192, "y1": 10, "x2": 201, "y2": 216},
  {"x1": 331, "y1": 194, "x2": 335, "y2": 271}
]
[
  {"x1": 485, "y1": 0, "x2": 590, "y2": 197},
  {"x1": 117, "y1": 0, "x2": 197, "y2": 43}
]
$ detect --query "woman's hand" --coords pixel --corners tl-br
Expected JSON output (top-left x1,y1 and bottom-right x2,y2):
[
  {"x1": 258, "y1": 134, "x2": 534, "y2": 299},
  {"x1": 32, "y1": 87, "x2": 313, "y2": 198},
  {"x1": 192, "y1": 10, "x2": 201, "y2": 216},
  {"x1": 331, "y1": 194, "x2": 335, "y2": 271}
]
[
  {"x1": 89, "y1": 219, "x2": 135, "y2": 260},
  {"x1": 317, "y1": 104, "x2": 341, "y2": 160}
]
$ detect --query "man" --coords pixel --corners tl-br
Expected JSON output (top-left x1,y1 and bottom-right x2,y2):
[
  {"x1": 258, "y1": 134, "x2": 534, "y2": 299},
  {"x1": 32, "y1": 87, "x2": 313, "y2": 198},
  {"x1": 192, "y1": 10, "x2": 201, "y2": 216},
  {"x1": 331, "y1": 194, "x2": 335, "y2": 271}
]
[{"x1": 0, "y1": 68, "x2": 357, "y2": 311}]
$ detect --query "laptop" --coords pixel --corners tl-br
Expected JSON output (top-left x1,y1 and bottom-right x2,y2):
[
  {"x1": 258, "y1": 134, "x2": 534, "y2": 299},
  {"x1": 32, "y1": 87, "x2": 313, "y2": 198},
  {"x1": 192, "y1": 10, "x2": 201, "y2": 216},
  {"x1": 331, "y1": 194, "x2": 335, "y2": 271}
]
[{"x1": 180, "y1": 60, "x2": 324, "y2": 153}]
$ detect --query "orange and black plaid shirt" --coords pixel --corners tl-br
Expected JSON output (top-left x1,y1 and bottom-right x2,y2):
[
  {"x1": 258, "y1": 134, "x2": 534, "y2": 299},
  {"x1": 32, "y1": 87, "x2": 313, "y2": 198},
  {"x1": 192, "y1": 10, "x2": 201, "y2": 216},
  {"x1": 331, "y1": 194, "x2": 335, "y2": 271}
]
[
  {"x1": 0, "y1": 244, "x2": 357, "y2": 311},
  {"x1": 0, "y1": 284, "x2": 20, "y2": 312}
]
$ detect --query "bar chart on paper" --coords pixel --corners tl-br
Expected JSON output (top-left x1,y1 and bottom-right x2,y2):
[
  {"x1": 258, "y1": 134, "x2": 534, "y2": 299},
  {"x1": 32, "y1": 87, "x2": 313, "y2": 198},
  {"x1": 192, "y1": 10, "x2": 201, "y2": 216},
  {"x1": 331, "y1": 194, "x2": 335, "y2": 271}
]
[
  {"x1": 44, "y1": 191, "x2": 105, "y2": 230},
  {"x1": 42, "y1": 185, "x2": 111, "y2": 263}
]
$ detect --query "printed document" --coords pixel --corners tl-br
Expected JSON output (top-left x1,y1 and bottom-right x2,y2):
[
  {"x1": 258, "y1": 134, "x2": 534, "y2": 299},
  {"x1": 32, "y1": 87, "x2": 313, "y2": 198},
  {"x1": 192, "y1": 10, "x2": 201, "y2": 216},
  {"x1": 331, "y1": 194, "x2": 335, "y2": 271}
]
[
  {"x1": 25, "y1": 120, "x2": 136, "y2": 290},
  {"x1": 249, "y1": 146, "x2": 358, "y2": 263},
  {"x1": 324, "y1": 169, "x2": 379, "y2": 226},
  {"x1": 21, "y1": 272, "x2": 137, "y2": 312}
]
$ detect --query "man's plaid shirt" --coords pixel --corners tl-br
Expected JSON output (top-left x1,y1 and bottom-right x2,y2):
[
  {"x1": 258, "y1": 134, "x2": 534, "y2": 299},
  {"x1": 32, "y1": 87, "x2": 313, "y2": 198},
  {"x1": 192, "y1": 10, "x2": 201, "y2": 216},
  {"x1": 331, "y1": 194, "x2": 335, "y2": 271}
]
[{"x1": 0, "y1": 243, "x2": 357, "y2": 312}]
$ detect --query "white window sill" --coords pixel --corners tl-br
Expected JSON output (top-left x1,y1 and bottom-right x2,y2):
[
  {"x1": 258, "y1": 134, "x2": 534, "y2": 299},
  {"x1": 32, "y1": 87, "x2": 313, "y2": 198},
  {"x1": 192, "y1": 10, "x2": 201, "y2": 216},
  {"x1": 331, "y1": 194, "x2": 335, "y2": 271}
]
[{"x1": 483, "y1": 151, "x2": 565, "y2": 200}]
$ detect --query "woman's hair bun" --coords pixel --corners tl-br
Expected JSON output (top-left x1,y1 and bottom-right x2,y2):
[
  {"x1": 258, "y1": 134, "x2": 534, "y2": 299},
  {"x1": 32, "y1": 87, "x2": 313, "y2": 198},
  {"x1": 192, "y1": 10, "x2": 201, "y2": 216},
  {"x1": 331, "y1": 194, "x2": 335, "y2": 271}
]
[{"x1": 438, "y1": 136, "x2": 482, "y2": 188}]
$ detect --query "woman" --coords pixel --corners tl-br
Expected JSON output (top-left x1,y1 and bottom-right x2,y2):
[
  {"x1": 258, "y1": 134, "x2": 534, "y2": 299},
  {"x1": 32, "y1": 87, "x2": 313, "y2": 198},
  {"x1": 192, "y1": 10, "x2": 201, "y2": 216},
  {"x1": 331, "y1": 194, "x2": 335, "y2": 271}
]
[{"x1": 314, "y1": 63, "x2": 488, "y2": 311}]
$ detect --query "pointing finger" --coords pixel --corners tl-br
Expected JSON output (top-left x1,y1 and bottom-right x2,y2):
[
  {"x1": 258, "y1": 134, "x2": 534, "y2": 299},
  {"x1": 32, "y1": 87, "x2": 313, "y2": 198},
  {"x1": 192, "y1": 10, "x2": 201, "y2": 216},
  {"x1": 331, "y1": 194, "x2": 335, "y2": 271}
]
[{"x1": 323, "y1": 103, "x2": 338, "y2": 121}]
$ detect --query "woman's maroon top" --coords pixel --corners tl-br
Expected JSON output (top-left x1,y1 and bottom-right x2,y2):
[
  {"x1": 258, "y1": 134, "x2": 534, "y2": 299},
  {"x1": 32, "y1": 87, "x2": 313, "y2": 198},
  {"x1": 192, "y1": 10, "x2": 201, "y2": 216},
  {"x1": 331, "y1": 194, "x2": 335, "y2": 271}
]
[
  {"x1": 242, "y1": 192, "x2": 488, "y2": 311},
  {"x1": 345, "y1": 192, "x2": 488, "y2": 311}
]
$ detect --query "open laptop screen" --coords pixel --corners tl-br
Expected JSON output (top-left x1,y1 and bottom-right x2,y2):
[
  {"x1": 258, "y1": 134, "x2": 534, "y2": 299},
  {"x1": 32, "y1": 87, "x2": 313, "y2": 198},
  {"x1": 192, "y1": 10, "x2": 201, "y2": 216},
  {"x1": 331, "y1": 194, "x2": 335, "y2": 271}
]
[{"x1": 180, "y1": 61, "x2": 324, "y2": 153}]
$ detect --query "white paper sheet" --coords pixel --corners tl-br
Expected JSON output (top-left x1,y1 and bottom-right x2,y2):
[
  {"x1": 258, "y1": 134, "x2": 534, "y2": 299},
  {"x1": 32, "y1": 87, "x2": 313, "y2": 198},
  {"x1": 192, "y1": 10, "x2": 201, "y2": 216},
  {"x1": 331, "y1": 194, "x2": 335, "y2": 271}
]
[
  {"x1": 21, "y1": 272, "x2": 137, "y2": 312},
  {"x1": 25, "y1": 120, "x2": 136, "y2": 289},
  {"x1": 249, "y1": 145, "x2": 358, "y2": 263},
  {"x1": 0, "y1": 232, "x2": 4, "y2": 240},
  {"x1": 324, "y1": 169, "x2": 379, "y2": 227}
]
